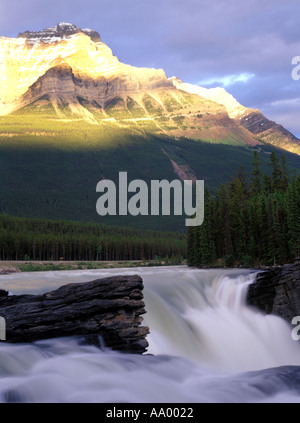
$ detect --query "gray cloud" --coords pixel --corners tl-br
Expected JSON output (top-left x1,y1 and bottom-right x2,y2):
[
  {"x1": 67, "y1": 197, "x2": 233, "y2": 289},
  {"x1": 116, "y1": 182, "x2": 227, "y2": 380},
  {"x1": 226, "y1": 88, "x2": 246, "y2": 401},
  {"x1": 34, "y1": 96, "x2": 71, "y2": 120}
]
[{"x1": 1, "y1": 0, "x2": 299, "y2": 136}]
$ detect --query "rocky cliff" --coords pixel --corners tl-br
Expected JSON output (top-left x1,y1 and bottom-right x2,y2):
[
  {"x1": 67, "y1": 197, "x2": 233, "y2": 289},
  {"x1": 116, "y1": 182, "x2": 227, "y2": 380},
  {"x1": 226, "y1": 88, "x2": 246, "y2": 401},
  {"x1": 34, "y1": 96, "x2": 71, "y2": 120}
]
[
  {"x1": 0, "y1": 275, "x2": 149, "y2": 354},
  {"x1": 0, "y1": 24, "x2": 172, "y2": 116},
  {"x1": 17, "y1": 60, "x2": 259, "y2": 144},
  {"x1": 247, "y1": 261, "x2": 300, "y2": 323}
]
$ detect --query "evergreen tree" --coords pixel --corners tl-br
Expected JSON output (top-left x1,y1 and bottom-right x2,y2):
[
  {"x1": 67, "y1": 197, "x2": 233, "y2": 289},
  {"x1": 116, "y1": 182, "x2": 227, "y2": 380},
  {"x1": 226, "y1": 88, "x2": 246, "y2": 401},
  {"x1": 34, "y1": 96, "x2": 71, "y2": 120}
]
[
  {"x1": 187, "y1": 153, "x2": 300, "y2": 267},
  {"x1": 287, "y1": 176, "x2": 300, "y2": 258},
  {"x1": 270, "y1": 151, "x2": 281, "y2": 192},
  {"x1": 0, "y1": 215, "x2": 187, "y2": 262},
  {"x1": 279, "y1": 154, "x2": 289, "y2": 192},
  {"x1": 250, "y1": 151, "x2": 262, "y2": 194}
]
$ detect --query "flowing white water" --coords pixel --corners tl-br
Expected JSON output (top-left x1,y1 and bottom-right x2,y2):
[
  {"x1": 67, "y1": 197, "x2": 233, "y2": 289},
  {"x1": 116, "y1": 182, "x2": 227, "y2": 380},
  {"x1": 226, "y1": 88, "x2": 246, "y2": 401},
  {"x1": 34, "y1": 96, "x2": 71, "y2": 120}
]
[
  {"x1": 143, "y1": 268, "x2": 300, "y2": 373},
  {"x1": 0, "y1": 266, "x2": 300, "y2": 403}
]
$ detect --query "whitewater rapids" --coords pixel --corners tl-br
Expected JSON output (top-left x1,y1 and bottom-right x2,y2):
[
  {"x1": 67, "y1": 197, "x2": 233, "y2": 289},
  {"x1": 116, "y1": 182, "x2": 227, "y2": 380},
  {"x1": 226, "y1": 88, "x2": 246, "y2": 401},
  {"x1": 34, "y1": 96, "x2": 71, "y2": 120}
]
[{"x1": 0, "y1": 266, "x2": 300, "y2": 403}]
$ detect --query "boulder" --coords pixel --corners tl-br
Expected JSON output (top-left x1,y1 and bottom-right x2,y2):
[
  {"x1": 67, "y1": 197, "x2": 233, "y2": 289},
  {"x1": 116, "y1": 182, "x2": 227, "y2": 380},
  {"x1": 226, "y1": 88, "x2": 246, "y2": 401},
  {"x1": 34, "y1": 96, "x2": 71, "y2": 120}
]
[
  {"x1": 0, "y1": 275, "x2": 149, "y2": 354},
  {"x1": 247, "y1": 260, "x2": 300, "y2": 323}
]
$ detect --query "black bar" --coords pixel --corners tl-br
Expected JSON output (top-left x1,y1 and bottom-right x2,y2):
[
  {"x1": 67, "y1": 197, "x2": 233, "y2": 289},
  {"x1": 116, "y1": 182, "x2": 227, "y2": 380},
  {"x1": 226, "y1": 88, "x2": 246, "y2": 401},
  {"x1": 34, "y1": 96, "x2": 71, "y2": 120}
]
[{"x1": 96, "y1": 405, "x2": 204, "y2": 421}]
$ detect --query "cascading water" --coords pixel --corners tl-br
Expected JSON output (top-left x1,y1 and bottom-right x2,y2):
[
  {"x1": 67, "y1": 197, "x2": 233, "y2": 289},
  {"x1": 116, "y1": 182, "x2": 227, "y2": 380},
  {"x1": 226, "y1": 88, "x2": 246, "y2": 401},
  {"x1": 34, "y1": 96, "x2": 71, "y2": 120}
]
[
  {"x1": 143, "y1": 268, "x2": 300, "y2": 373},
  {"x1": 0, "y1": 266, "x2": 300, "y2": 403}
]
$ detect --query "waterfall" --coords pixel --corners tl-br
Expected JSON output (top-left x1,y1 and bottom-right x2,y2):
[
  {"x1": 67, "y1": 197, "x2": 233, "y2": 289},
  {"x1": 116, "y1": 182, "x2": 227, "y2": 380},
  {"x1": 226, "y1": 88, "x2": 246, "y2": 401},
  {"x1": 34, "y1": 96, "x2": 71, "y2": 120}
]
[
  {"x1": 0, "y1": 266, "x2": 300, "y2": 403},
  {"x1": 143, "y1": 268, "x2": 300, "y2": 372}
]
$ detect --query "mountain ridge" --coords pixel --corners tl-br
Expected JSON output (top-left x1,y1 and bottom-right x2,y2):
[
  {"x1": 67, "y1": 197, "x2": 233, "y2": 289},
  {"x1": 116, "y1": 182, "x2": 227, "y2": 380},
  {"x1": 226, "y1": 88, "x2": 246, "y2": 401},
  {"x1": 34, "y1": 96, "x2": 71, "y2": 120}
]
[
  {"x1": 172, "y1": 78, "x2": 300, "y2": 155},
  {"x1": 17, "y1": 22, "x2": 102, "y2": 44},
  {"x1": 0, "y1": 22, "x2": 298, "y2": 156},
  {"x1": 0, "y1": 24, "x2": 300, "y2": 230}
]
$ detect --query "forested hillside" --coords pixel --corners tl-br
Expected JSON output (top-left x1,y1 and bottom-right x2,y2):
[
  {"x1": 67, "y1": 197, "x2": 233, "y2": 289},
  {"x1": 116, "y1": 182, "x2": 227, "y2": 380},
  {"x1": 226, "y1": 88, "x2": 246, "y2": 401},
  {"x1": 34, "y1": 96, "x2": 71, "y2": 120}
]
[
  {"x1": 0, "y1": 216, "x2": 186, "y2": 261},
  {"x1": 188, "y1": 152, "x2": 300, "y2": 267}
]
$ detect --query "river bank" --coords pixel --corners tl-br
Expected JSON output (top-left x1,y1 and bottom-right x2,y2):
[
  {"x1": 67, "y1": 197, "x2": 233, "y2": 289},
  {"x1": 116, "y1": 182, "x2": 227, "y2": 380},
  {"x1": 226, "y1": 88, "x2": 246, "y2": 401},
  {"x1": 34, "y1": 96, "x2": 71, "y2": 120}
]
[{"x1": 0, "y1": 258, "x2": 187, "y2": 273}]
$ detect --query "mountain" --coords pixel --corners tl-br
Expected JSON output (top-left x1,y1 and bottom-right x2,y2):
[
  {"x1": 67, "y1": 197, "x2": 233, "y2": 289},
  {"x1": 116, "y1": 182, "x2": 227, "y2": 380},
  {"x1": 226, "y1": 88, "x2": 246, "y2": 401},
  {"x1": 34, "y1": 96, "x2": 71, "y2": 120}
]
[
  {"x1": 0, "y1": 23, "x2": 300, "y2": 230},
  {"x1": 172, "y1": 79, "x2": 300, "y2": 155},
  {"x1": 0, "y1": 23, "x2": 267, "y2": 147}
]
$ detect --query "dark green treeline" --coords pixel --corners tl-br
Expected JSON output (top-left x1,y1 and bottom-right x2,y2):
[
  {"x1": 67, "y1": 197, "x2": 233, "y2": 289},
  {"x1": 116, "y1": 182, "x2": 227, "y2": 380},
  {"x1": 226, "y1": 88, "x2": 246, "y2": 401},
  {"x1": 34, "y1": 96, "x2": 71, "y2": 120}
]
[
  {"x1": 0, "y1": 215, "x2": 186, "y2": 261},
  {"x1": 188, "y1": 151, "x2": 300, "y2": 267}
]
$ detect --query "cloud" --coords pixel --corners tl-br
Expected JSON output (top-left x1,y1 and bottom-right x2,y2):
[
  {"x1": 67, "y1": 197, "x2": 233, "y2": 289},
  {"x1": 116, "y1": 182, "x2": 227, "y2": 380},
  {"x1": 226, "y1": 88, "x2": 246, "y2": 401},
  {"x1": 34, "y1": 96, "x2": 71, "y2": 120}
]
[
  {"x1": 0, "y1": 0, "x2": 300, "y2": 137},
  {"x1": 197, "y1": 73, "x2": 256, "y2": 88}
]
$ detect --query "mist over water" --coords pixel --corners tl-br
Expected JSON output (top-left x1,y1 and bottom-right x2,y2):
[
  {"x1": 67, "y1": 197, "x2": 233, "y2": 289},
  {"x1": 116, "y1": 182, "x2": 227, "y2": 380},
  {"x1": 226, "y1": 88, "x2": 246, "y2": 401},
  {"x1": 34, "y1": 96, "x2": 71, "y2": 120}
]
[{"x1": 0, "y1": 266, "x2": 300, "y2": 403}]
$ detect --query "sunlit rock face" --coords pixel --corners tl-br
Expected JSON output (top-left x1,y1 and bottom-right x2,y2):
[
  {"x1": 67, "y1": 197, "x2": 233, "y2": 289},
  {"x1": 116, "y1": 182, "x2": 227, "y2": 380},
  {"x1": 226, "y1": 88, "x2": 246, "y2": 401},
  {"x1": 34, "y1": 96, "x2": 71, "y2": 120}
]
[
  {"x1": 0, "y1": 23, "x2": 172, "y2": 115},
  {"x1": 0, "y1": 23, "x2": 257, "y2": 146},
  {"x1": 170, "y1": 78, "x2": 248, "y2": 119},
  {"x1": 0, "y1": 23, "x2": 298, "y2": 153}
]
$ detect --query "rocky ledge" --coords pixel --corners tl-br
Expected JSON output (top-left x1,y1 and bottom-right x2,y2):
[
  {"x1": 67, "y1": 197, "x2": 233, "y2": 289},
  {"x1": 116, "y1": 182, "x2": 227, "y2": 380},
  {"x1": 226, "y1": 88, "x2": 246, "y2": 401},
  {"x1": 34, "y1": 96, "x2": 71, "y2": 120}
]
[
  {"x1": 18, "y1": 23, "x2": 101, "y2": 45},
  {"x1": 0, "y1": 275, "x2": 149, "y2": 354},
  {"x1": 247, "y1": 260, "x2": 300, "y2": 322}
]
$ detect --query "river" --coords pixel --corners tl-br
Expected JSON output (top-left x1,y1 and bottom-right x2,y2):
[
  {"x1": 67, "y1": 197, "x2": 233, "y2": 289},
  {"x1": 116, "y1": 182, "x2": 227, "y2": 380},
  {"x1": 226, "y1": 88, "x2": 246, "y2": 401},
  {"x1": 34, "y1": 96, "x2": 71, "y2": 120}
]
[{"x1": 0, "y1": 266, "x2": 300, "y2": 403}]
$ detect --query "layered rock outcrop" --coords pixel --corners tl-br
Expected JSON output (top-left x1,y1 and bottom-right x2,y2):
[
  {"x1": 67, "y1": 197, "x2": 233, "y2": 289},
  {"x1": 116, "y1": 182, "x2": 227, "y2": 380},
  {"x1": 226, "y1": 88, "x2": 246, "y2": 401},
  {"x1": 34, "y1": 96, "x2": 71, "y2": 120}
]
[
  {"x1": 247, "y1": 260, "x2": 300, "y2": 323},
  {"x1": 0, "y1": 24, "x2": 172, "y2": 116},
  {"x1": 0, "y1": 275, "x2": 149, "y2": 354},
  {"x1": 18, "y1": 23, "x2": 102, "y2": 45}
]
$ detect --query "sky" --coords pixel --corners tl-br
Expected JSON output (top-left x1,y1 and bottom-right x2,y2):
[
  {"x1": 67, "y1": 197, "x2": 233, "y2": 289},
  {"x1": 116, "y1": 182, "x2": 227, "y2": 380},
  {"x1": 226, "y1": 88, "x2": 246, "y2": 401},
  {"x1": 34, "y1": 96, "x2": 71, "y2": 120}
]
[{"x1": 1, "y1": 0, "x2": 300, "y2": 136}]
